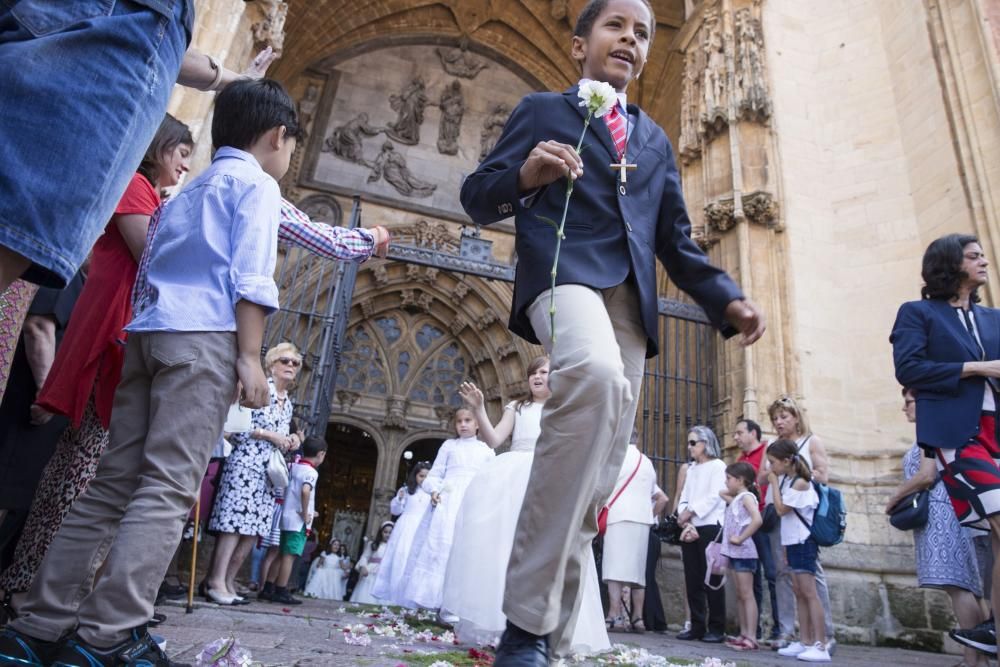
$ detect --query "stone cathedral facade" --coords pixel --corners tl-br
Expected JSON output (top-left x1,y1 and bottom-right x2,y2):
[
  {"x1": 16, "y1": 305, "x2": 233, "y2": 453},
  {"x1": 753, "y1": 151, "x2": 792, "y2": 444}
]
[{"x1": 168, "y1": 0, "x2": 1000, "y2": 649}]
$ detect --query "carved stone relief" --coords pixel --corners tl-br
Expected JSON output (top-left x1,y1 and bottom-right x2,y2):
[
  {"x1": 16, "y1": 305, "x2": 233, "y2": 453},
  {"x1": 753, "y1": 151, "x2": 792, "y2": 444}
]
[
  {"x1": 251, "y1": 0, "x2": 288, "y2": 55},
  {"x1": 307, "y1": 44, "x2": 533, "y2": 219},
  {"x1": 367, "y1": 141, "x2": 437, "y2": 198},
  {"x1": 480, "y1": 103, "x2": 512, "y2": 161},
  {"x1": 734, "y1": 9, "x2": 771, "y2": 123},
  {"x1": 679, "y1": 49, "x2": 703, "y2": 163},
  {"x1": 323, "y1": 113, "x2": 381, "y2": 166},
  {"x1": 702, "y1": 191, "x2": 782, "y2": 243},
  {"x1": 435, "y1": 39, "x2": 489, "y2": 79},
  {"x1": 384, "y1": 396, "x2": 409, "y2": 429},
  {"x1": 386, "y1": 77, "x2": 429, "y2": 146},
  {"x1": 437, "y1": 81, "x2": 466, "y2": 155},
  {"x1": 678, "y1": 1, "x2": 772, "y2": 161},
  {"x1": 297, "y1": 194, "x2": 343, "y2": 225}
]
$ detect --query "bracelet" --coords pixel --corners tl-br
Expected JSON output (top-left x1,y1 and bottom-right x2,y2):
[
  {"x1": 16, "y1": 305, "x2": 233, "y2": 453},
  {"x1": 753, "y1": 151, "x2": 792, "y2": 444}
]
[{"x1": 206, "y1": 54, "x2": 225, "y2": 91}]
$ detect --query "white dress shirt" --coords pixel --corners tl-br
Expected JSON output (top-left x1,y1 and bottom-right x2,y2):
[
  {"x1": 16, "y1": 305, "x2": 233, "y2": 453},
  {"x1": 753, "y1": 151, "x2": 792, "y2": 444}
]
[{"x1": 677, "y1": 458, "x2": 727, "y2": 527}]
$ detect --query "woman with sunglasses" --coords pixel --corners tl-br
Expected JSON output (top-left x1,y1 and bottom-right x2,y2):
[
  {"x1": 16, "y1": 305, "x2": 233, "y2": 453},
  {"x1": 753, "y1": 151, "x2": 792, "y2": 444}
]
[
  {"x1": 675, "y1": 425, "x2": 728, "y2": 643},
  {"x1": 205, "y1": 342, "x2": 303, "y2": 605}
]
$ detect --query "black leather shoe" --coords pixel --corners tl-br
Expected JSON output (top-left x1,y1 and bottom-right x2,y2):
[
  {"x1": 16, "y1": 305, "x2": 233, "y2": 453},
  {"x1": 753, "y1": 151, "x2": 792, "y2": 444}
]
[
  {"x1": 676, "y1": 629, "x2": 703, "y2": 640},
  {"x1": 700, "y1": 632, "x2": 725, "y2": 643},
  {"x1": 494, "y1": 622, "x2": 548, "y2": 667}
]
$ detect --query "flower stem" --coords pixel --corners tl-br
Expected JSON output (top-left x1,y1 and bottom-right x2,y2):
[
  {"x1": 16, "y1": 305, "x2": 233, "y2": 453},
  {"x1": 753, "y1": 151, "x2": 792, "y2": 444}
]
[{"x1": 549, "y1": 111, "x2": 593, "y2": 343}]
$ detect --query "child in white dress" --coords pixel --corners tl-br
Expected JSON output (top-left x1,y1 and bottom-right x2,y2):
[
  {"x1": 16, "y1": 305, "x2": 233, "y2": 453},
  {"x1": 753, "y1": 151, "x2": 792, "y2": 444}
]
[
  {"x1": 372, "y1": 462, "x2": 433, "y2": 604},
  {"x1": 304, "y1": 538, "x2": 347, "y2": 600},
  {"x1": 403, "y1": 408, "x2": 494, "y2": 610},
  {"x1": 442, "y1": 357, "x2": 611, "y2": 656},
  {"x1": 350, "y1": 521, "x2": 393, "y2": 605}
]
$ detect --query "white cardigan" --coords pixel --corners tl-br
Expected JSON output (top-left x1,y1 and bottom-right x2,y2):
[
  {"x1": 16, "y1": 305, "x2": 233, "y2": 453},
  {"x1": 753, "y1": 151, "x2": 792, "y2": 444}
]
[{"x1": 677, "y1": 458, "x2": 727, "y2": 527}]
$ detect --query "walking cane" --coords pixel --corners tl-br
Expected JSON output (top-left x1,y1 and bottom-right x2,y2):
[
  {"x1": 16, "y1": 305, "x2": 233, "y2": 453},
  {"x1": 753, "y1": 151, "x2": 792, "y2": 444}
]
[{"x1": 186, "y1": 496, "x2": 200, "y2": 614}]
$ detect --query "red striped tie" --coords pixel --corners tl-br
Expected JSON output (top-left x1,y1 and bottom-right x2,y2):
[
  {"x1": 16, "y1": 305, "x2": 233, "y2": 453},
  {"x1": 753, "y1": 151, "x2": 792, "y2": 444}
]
[{"x1": 605, "y1": 104, "x2": 626, "y2": 158}]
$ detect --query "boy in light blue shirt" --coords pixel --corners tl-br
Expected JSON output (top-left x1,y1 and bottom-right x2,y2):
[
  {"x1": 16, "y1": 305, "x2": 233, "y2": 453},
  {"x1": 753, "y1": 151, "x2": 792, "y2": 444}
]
[{"x1": 2, "y1": 79, "x2": 302, "y2": 667}]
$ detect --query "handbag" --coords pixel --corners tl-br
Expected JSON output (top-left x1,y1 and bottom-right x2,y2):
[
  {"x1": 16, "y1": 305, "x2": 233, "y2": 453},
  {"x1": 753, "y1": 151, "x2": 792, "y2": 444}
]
[
  {"x1": 760, "y1": 504, "x2": 779, "y2": 532},
  {"x1": 655, "y1": 513, "x2": 683, "y2": 545},
  {"x1": 704, "y1": 526, "x2": 728, "y2": 590},
  {"x1": 267, "y1": 447, "x2": 289, "y2": 489},
  {"x1": 597, "y1": 452, "x2": 644, "y2": 537},
  {"x1": 888, "y1": 489, "x2": 931, "y2": 531}
]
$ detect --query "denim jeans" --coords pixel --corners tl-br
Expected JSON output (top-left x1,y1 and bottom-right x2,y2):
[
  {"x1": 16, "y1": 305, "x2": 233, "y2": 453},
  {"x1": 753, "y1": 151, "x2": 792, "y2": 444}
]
[
  {"x1": 0, "y1": 0, "x2": 189, "y2": 288},
  {"x1": 753, "y1": 528, "x2": 779, "y2": 637},
  {"x1": 769, "y1": 523, "x2": 834, "y2": 639}
]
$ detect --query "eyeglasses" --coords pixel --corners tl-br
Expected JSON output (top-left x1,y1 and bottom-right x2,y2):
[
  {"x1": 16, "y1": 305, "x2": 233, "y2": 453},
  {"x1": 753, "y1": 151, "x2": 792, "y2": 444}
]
[{"x1": 276, "y1": 357, "x2": 302, "y2": 367}]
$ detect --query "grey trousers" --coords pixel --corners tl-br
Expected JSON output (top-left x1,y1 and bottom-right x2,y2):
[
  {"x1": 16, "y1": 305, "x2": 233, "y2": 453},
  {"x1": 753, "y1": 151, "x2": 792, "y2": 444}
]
[
  {"x1": 502, "y1": 283, "x2": 647, "y2": 657},
  {"x1": 11, "y1": 332, "x2": 236, "y2": 646},
  {"x1": 768, "y1": 524, "x2": 835, "y2": 639}
]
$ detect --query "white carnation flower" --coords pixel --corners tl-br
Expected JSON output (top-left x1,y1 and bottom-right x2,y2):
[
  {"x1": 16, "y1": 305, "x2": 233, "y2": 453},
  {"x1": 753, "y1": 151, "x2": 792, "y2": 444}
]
[{"x1": 577, "y1": 80, "x2": 618, "y2": 118}]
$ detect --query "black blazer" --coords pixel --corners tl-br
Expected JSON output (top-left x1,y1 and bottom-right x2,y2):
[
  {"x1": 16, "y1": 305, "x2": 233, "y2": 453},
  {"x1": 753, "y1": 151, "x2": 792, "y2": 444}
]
[
  {"x1": 460, "y1": 86, "x2": 742, "y2": 357},
  {"x1": 891, "y1": 298, "x2": 1000, "y2": 449}
]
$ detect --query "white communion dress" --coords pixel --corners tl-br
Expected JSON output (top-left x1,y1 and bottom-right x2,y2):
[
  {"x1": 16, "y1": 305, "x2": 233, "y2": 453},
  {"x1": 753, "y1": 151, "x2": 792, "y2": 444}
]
[
  {"x1": 402, "y1": 435, "x2": 494, "y2": 609},
  {"x1": 303, "y1": 549, "x2": 347, "y2": 600},
  {"x1": 349, "y1": 540, "x2": 388, "y2": 605},
  {"x1": 441, "y1": 401, "x2": 611, "y2": 655},
  {"x1": 371, "y1": 485, "x2": 432, "y2": 605}
]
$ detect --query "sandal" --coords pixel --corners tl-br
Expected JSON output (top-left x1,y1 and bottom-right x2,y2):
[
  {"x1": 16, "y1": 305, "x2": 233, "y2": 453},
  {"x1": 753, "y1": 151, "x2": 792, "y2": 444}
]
[
  {"x1": 605, "y1": 615, "x2": 627, "y2": 632},
  {"x1": 629, "y1": 617, "x2": 646, "y2": 634},
  {"x1": 731, "y1": 636, "x2": 759, "y2": 651}
]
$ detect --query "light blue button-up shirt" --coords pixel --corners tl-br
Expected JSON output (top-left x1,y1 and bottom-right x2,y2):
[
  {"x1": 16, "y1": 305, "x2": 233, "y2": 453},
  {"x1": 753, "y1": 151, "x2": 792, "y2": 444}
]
[{"x1": 127, "y1": 147, "x2": 281, "y2": 333}]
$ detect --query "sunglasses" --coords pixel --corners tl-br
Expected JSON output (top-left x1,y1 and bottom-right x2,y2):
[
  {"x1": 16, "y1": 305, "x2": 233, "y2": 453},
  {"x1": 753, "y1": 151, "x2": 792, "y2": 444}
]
[
  {"x1": 687, "y1": 440, "x2": 704, "y2": 447},
  {"x1": 276, "y1": 357, "x2": 302, "y2": 367}
]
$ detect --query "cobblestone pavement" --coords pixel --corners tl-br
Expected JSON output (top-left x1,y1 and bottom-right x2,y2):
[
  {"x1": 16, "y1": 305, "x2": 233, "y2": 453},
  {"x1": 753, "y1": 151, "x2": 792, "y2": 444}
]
[{"x1": 155, "y1": 596, "x2": 965, "y2": 666}]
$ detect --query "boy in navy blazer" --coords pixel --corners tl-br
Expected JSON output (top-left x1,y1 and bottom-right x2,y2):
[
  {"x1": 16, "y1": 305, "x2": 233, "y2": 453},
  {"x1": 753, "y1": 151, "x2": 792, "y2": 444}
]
[
  {"x1": 460, "y1": 0, "x2": 764, "y2": 662},
  {"x1": 891, "y1": 232, "x2": 1000, "y2": 655}
]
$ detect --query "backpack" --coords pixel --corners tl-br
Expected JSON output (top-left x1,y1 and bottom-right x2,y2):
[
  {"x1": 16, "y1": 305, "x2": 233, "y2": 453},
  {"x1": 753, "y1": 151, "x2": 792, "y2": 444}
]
[{"x1": 793, "y1": 480, "x2": 847, "y2": 547}]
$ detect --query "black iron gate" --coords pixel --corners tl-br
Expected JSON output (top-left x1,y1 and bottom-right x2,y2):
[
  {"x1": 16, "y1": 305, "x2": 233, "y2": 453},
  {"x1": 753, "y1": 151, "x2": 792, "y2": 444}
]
[{"x1": 265, "y1": 198, "x2": 715, "y2": 496}]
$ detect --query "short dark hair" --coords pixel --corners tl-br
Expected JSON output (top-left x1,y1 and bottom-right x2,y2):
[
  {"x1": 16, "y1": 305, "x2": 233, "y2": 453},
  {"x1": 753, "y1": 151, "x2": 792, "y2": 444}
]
[
  {"x1": 921, "y1": 233, "x2": 982, "y2": 303},
  {"x1": 301, "y1": 435, "x2": 327, "y2": 458},
  {"x1": 737, "y1": 418, "x2": 762, "y2": 441},
  {"x1": 138, "y1": 114, "x2": 193, "y2": 187},
  {"x1": 212, "y1": 78, "x2": 303, "y2": 151},
  {"x1": 573, "y1": 0, "x2": 656, "y2": 41}
]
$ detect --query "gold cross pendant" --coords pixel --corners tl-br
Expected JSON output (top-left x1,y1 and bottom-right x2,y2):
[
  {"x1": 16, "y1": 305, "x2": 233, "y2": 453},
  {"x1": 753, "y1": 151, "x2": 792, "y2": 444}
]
[{"x1": 610, "y1": 154, "x2": 638, "y2": 184}]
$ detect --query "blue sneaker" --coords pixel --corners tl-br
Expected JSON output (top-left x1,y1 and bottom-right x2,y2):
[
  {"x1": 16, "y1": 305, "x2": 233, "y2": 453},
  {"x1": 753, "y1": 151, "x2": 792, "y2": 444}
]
[
  {"x1": 51, "y1": 627, "x2": 188, "y2": 667},
  {"x1": 0, "y1": 628, "x2": 62, "y2": 666}
]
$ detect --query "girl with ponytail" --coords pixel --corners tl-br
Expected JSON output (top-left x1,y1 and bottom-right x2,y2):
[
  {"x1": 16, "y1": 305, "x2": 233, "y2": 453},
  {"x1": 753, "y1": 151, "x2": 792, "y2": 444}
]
[{"x1": 766, "y1": 439, "x2": 828, "y2": 661}]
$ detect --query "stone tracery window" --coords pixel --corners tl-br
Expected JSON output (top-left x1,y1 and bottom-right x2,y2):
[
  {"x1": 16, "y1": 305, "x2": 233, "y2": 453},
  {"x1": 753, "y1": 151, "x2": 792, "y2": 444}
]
[
  {"x1": 409, "y1": 341, "x2": 467, "y2": 407},
  {"x1": 336, "y1": 326, "x2": 388, "y2": 395},
  {"x1": 375, "y1": 316, "x2": 402, "y2": 345}
]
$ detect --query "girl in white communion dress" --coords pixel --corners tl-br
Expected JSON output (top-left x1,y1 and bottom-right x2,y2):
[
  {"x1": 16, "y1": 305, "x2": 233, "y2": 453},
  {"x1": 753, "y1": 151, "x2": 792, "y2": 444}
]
[{"x1": 441, "y1": 356, "x2": 611, "y2": 656}]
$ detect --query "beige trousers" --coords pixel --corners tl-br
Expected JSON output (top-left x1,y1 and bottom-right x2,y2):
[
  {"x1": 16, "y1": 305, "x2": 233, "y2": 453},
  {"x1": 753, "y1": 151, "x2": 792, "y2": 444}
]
[
  {"x1": 11, "y1": 331, "x2": 236, "y2": 646},
  {"x1": 503, "y1": 283, "x2": 647, "y2": 656}
]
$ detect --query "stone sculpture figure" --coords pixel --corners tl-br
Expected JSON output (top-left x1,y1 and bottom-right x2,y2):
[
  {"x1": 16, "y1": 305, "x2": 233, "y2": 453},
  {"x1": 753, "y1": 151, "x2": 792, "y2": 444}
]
[
  {"x1": 479, "y1": 103, "x2": 511, "y2": 161},
  {"x1": 367, "y1": 141, "x2": 437, "y2": 198},
  {"x1": 679, "y1": 49, "x2": 702, "y2": 158},
  {"x1": 437, "y1": 81, "x2": 465, "y2": 155},
  {"x1": 297, "y1": 83, "x2": 320, "y2": 134},
  {"x1": 702, "y1": 22, "x2": 726, "y2": 114},
  {"x1": 252, "y1": 0, "x2": 288, "y2": 55},
  {"x1": 323, "y1": 112, "x2": 382, "y2": 166},
  {"x1": 734, "y1": 8, "x2": 770, "y2": 121},
  {"x1": 435, "y1": 37, "x2": 489, "y2": 79},
  {"x1": 386, "y1": 77, "x2": 428, "y2": 146}
]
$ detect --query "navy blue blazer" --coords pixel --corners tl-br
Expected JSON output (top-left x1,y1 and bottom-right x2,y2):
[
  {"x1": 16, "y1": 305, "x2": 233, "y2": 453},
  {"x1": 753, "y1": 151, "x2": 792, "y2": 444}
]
[
  {"x1": 891, "y1": 298, "x2": 1000, "y2": 449},
  {"x1": 460, "y1": 86, "x2": 743, "y2": 357}
]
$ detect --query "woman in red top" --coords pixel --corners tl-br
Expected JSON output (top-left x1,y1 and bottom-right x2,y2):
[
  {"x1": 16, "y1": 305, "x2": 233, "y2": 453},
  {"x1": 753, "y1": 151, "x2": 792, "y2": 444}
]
[{"x1": 0, "y1": 115, "x2": 193, "y2": 595}]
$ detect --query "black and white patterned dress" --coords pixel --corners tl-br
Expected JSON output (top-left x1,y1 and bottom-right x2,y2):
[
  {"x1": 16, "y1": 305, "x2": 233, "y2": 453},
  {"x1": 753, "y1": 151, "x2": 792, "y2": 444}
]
[{"x1": 209, "y1": 379, "x2": 292, "y2": 536}]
